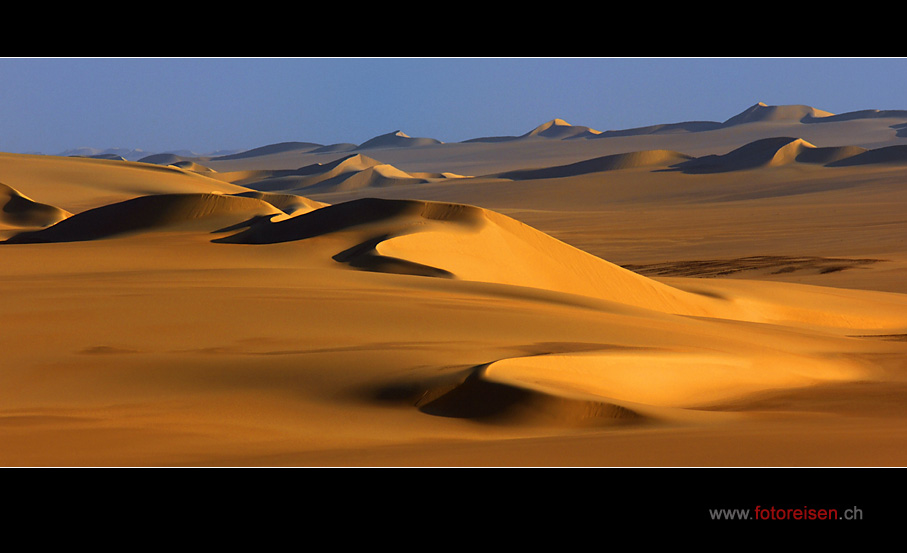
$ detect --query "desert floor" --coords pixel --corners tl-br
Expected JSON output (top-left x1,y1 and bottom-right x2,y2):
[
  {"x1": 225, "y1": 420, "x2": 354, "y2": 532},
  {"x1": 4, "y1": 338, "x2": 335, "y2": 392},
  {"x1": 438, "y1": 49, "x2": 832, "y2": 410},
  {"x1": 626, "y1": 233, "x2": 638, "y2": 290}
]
[{"x1": 2, "y1": 106, "x2": 907, "y2": 468}]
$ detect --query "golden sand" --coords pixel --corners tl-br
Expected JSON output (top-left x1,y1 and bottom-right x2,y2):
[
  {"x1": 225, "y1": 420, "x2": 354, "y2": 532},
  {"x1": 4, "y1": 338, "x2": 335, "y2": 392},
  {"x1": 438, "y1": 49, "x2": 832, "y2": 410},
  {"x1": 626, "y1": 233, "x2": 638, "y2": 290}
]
[{"x1": 3, "y1": 105, "x2": 907, "y2": 466}]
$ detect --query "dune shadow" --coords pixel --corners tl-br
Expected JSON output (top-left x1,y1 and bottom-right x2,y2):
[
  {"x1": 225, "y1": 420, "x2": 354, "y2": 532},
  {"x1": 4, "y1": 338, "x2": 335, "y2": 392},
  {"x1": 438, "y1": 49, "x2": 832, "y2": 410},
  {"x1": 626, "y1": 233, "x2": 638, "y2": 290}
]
[
  {"x1": 332, "y1": 234, "x2": 454, "y2": 278},
  {"x1": 367, "y1": 362, "x2": 647, "y2": 428}
]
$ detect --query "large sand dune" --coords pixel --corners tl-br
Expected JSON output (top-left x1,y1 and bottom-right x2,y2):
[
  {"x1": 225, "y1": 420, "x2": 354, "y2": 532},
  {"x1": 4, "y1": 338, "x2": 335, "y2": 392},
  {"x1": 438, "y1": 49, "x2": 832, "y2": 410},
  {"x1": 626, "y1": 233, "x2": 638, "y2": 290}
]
[
  {"x1": 3, "y1": 102, "x2": 907, "y2": 467},
  {"x1": 6, "y1": 193, "x2": 284, "y2": 243}
]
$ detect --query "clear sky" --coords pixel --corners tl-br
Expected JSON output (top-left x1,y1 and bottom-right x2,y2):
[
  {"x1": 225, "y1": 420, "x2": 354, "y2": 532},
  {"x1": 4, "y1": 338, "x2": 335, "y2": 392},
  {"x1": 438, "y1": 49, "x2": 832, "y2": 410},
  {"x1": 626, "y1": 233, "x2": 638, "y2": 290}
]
[{"x1": 1, "y1": 57, "x2": 905, "y2": 155}]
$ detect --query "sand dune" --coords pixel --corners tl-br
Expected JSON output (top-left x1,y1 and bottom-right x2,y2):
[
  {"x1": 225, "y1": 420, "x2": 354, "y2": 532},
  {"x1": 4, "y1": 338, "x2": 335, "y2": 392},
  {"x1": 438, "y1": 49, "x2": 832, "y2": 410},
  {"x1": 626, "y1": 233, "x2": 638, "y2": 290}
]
[
  {"x1": 523, "y1": 118, "x2": 602, "y2": 140},
  {"x1": 0, "y1": 152, "x2": 251, "y2": 213},
  {"x1": 4, "y1": 102, "x2": 907, "y2": 467},
  {"x1": 311, "y1": 143, "x2": 358, "y2": 153},
  {"x1": 0, "y1": 182, "x2": 71, "y2": 232},
  {"x1": 804, "y1": 108, "x2": 907, "y2": 123},
  {"x1": 672, "y1": 137, "x2": 906, "y2": 173},
  {"x1": 827, "y1": 144, "x2": 907, "y2": 166},
  {"x1": 211, "y1": 141, "x2": 323, "y2": 160},
  {"x1": 233, "y1": 190, "x2": 327, "y2": 215},
  {"x1": 494, "y1": 149, "x2": 693, "y2": 180},
  {"x1": 356, "y1": 130, "x2": 442, "y2": 150},
  {"x1": 722, "y1": 102, "x2": 834, "y2": 125},
  {"x1": 464, "y1": 119, "x2": 603, "y2": 143},
  {"x1": 213, "y1": 196, "x2": 907, "y2": 335},
  {"x1": 166, "y1": 160, "x2": 219, "y2": 173},
  {"x1": 216, "y1": 197, "x2": 721, "y2": 314},
  {"x1": 136, "y1": 153, "x2": 193, "y2": 165},
  {"x1": 5, "y1": 193, "x2": 282, "y2": 243},
  {"x1": 212, "y1": 153, "x2": 461, "y2": 193}
]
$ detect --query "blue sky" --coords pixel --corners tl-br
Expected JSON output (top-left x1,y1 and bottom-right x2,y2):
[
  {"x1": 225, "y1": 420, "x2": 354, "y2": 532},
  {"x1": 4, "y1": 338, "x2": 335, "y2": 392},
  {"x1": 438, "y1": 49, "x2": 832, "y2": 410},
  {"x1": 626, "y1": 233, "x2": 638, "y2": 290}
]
[{"x1": 1, "y1": 57, "x2": 905, "y2": 155}]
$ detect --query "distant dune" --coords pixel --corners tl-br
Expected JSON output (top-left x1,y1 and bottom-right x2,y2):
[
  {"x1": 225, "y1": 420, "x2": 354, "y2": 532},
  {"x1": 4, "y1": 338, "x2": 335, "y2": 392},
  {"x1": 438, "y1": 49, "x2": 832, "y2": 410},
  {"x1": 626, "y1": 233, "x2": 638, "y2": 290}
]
[
  {"x1": 827, "y1": 144, "x2": 907, "y2": 166},
  {"x1": 676, "y1": 137, "x2": 818, "y2": 173},
  {"x1": 522, "y1": 119, "x2": 602, "y2": 140},
  {"x1": 673, "y1": 137, "x2": 905, "y2": 173},
  {"x1": 356, "y1": 131, "x2": 442, "y2": 150},
  {"x1": 211, "y1": 141, "x2": 323, "y2": 161},
  {"x1": 493, "y1": 149, "x2": 693, "y2": 180},
  {"x1": 138, "y1": 153, "x2": 194, "y2": 166},
  {"x1": 595, "y1": 121, "x2": 723, "y2": 138},
  {"x1": 311, "y1": 143, "x2": 358, "y2": 153},
  {"x1": 804, "y1": 108, "x2": 907, "y2": 123},
  {"x1": 721, "y1": 102, "x2": 834, "y2": 125},
  {"x1": 43, "y1": 103, "x2": 907, "y2": 164},
  {"x1": 465, "y1": 118, "x2": 603, "y2": 143},
  {"x1": 169, "y1": 160, "x2": 217, "y2": 173},
  {"x1": 218, "y1": 153, "x2": 460, "y2": 194}
]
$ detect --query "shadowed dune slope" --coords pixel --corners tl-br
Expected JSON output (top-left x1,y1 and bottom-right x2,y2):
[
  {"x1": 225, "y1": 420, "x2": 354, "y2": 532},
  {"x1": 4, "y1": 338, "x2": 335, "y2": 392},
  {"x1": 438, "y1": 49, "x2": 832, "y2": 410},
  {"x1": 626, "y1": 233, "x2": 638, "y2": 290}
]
[
  {"x1": 5, "y1": 193, "x2": 283, "y2": 243},
  {"x1": 0, "y1": 182, "x2": 71, "y2": 229},
  {"x1": 493, "y1": 149, "x2": 693, "y2": 180}
]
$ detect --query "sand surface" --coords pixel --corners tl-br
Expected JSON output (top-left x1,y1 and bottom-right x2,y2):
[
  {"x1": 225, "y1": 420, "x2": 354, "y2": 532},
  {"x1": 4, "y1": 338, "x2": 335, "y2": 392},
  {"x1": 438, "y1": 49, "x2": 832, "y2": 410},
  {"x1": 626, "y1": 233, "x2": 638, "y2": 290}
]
[{"x1": 3, "y1": 103, "x2": 907, "y2": 467}]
